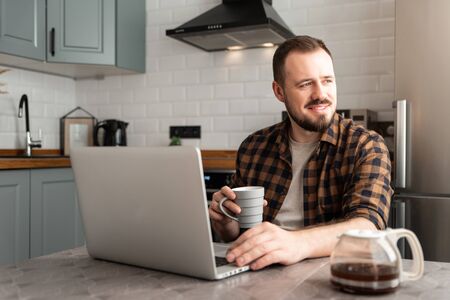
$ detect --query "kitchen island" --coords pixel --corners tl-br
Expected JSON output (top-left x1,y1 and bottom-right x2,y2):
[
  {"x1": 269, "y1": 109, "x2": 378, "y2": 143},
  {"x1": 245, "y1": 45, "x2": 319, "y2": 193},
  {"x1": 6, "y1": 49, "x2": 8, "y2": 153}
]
[{"x1": 0, "y1": 247, "x2": 449, "y2": 299}]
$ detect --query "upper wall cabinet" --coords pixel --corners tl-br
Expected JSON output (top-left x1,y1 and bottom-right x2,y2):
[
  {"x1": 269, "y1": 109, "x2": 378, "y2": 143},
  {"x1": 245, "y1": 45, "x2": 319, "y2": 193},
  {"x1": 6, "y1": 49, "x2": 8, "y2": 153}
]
[
  {"x1": 47, "y1": 0, "x2": 115, "y2": 65},
  {"x1": 0, "y1": 0, "x2": 145, "y2": 79},
  {"x1": 0, "y1": 0, "x2": 46, "y2": 61}
]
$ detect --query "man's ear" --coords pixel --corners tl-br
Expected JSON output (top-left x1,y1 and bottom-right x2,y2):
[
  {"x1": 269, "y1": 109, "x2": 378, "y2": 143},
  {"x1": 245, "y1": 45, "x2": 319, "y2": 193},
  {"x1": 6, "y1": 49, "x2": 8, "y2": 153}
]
[{"x1": 272, "y1": 81, "x2": 285, "y2": 103}]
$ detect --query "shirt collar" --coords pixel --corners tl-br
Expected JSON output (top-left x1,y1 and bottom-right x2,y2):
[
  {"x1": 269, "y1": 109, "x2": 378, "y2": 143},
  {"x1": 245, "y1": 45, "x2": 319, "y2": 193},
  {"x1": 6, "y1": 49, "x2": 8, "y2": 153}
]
[
  {"x1": 276, "y1": 118, "x2": 291, "y2": 164},
  {"x1": 319, "y1": 112, "x2": 340, "y2": 146},
  {"x1": 277, "y1": 112, "x2": 340, "y2": 151}
]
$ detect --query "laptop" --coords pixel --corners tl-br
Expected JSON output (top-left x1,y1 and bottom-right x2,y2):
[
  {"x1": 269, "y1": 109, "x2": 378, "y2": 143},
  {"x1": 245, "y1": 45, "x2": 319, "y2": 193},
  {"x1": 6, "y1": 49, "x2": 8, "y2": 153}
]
[{"x1": 70, "y1": 146, "x2": 250, "y2": 280}]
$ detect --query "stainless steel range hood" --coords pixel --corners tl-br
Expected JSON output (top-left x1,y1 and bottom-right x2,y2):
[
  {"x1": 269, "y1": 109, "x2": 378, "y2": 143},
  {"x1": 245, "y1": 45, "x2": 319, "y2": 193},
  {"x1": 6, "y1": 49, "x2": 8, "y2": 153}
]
[{"x1": 165, "y1": 0, "x2": 295, "y2": 52}]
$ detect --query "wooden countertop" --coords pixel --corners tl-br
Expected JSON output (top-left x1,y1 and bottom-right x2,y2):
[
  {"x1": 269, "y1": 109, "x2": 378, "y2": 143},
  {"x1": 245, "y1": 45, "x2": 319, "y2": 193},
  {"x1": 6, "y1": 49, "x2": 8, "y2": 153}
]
[
  {"x1": 0, "y1": 149, "x2": 236, "y2": 171},
  {"x1": 0, "y1": 149, "x2": 70, "y2": 170},
  {"x1": 201, "y1": 150, "x2": 236, "y2": 170}
]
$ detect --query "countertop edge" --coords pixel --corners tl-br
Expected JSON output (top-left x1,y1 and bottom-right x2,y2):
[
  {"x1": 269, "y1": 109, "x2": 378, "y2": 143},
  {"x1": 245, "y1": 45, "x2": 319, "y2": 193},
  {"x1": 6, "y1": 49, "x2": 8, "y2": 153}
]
[{"x1": 0, "y1": 149, "x2": 236, "y2": 170}]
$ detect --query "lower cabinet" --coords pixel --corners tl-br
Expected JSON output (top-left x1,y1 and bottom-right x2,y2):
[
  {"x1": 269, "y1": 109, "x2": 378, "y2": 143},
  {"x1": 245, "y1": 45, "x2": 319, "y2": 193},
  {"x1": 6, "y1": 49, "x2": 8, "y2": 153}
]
[
  {"x1": 0, "y1": 170, "x2": 30, "y2": 265},
  {"x1": 0, "y1": 168, "x2": 84, "y2": 265},
  {"x1": 30, "y1": 168, "x2": 85, "y2": 258}
]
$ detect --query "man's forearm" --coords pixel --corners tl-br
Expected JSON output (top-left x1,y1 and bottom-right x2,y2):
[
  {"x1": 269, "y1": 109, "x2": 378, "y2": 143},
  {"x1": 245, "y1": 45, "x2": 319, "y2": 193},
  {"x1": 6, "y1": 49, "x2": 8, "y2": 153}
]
[
  {"x1": 295, "y1": 217, "x2": 377, "y2": 259},
  {"x1": 226, "y1": 217, "x2": 377, "y2": 270}
]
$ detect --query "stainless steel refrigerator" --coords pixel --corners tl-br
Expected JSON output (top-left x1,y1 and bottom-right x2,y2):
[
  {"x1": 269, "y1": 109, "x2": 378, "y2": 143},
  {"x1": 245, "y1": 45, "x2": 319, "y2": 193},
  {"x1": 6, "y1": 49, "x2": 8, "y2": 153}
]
[{"x1": 390, "y1": 0, "x2": 450, "y2": 262}]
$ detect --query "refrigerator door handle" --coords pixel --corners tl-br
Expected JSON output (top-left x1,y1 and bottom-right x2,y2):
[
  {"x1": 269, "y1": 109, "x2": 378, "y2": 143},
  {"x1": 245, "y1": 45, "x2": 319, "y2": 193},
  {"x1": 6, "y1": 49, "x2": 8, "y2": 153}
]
[
  {"x1": 393, "y1": 100, "x2": 408, "y2": 188},
  {"x1": 390, "y1": 197, "x2": 406, "y2": 257},
  {"x1": 391, "y1": 197, "x2": 406, "y2": 229}
]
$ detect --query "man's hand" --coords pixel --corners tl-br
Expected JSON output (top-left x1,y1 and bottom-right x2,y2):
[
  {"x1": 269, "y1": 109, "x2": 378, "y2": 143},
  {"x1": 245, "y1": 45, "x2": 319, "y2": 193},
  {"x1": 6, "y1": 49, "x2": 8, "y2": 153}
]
[
  {"x1": 209, "y1": 186, "x2": 241, "y2": 242},
  {"x1": 225, "y1": 217, "x2": 376, "y2": 271},
  {"x1": 209, "y1": 186, "x2": 269, "y2": 242},
  {"x1": 225, "y1": 222, "x2": 309, "y2": 270}
]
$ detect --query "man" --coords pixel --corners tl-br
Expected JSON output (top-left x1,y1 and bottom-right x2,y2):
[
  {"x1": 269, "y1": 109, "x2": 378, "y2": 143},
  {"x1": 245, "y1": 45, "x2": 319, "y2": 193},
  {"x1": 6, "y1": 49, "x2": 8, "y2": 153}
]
[{"x1": 208, "y1": 36, "x2": 393, "y2": 271}]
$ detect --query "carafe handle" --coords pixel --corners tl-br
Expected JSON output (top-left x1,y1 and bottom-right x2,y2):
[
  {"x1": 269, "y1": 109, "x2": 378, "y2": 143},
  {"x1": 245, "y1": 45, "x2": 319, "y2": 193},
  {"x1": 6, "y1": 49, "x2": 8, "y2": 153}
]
[{"x1": 386, "y1": 228, "x2": 424, "y2": 281}]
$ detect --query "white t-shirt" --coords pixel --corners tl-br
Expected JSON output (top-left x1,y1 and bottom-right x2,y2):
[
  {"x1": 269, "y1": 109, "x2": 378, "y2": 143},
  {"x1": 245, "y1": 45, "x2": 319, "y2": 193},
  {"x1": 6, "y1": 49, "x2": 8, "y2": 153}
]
[{"x1": 273, "y1": 137, "x2": 318, "y2": 231}]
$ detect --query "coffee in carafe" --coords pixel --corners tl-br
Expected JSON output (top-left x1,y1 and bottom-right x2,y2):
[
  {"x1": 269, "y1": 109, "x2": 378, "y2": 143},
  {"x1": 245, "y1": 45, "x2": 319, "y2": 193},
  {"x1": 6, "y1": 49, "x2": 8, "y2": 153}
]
[
  {"x1": 330, "y1": 229, "x2": 424, "y2": 294},
  {"x1": 331, "y1": 262, "x2": 400, "y2": 294}
]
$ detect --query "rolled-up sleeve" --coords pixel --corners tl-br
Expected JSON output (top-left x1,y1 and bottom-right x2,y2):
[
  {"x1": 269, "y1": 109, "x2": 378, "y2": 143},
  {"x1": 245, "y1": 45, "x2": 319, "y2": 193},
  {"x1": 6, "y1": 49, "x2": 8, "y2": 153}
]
[{"x1": 342, "y1": 135, "x2": 393, "y2": 229}]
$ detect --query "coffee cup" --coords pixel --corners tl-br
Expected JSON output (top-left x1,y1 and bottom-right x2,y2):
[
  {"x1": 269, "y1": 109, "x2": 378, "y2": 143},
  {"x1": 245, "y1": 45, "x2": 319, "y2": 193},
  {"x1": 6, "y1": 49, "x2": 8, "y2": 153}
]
[{"x1": 218, "y1": 186, "x2": 264, "y2": 230}]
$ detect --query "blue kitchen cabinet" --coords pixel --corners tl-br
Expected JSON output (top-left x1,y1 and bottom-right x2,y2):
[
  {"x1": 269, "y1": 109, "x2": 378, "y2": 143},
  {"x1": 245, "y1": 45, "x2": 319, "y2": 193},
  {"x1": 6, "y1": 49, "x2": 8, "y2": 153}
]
[
  {"x1": 0, "y1": 0, "x2": 46, "y2": 61},
  {"x1": 0, "y1": 0, "x2": 145, "y2": 77},
  {"x1": 0, "y1": 168, "x2": 84, "y2": 265},
  {"x1": 46, "y1": 0, "x2": 115, "y2": 65},
  {"x1": 47, "y1": 0, "x2": 145, "y2": 72},
  {"x1": 0, "y1": 170, "x2": 30, "y2": 265},
  {"x1": 30, "y1": 168, "x2": 85, "y2": 258}
]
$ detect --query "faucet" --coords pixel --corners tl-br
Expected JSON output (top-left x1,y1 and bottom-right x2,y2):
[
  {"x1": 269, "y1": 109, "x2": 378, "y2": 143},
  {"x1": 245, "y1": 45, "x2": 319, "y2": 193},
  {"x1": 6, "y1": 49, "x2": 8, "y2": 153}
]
[{"x1": 18, "y1": 94, "x2": 41, "y2": 156}]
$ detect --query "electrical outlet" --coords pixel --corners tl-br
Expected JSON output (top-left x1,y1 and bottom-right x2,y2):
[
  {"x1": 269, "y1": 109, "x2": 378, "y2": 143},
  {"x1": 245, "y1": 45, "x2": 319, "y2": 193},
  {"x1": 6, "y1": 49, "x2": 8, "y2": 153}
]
[{"x1": 170, "y1": 126, "x2": 201, "y2": 139}]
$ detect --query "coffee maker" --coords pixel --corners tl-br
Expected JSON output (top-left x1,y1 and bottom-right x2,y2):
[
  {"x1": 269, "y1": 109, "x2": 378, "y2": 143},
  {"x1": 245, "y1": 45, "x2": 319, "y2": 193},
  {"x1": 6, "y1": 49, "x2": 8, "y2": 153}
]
[{"x1": 94, "y1": 119, "x2": 128, "y2": 146}]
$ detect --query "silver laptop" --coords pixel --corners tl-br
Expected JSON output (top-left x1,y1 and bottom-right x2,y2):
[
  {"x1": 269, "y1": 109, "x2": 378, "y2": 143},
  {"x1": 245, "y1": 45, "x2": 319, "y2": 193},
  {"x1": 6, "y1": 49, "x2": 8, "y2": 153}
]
[{"x1": 70, "y1": 146, "x2": 249, "y2": 280}]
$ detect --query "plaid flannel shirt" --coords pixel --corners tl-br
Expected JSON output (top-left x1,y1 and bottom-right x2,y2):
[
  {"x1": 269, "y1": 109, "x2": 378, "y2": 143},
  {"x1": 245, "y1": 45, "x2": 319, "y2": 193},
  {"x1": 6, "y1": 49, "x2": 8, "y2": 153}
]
[{"x1": 230, "y1": 113, "x2": 393, "y2": 229}]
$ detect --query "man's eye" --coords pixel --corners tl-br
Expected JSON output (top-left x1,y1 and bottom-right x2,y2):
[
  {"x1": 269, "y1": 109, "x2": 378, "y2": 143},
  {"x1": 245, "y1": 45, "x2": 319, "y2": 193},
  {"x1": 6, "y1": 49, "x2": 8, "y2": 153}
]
[
  {"x1": 300, "y1": 82, "x2": 312, "y2": 88},
  {"x1": 325, "y1": 79, "x2": 334, "y2": 84}
]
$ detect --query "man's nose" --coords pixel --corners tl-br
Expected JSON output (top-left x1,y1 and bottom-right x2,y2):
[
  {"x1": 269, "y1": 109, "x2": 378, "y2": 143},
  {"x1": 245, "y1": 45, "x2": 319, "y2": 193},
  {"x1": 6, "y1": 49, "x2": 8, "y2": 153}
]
[{"x1": 311, "y1": 82, "x2": 327, "y2": 100}]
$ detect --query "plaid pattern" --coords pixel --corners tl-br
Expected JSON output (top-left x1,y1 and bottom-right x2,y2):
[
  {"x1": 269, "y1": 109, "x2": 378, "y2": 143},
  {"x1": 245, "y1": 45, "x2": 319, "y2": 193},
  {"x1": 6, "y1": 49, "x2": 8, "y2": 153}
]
[{"x1": 231, "y1": 113, "x2": 393, "y2": 229}]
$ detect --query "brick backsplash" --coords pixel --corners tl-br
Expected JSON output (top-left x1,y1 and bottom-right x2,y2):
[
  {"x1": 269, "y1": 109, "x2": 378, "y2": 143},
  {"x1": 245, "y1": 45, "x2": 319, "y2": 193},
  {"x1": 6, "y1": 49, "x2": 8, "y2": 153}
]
[
  {"x1": 0, "y1": 0, "x2": 395, "y2": 150},
  {"x1": 0, "y1": 67, "x2": 76, "y2": 149}
]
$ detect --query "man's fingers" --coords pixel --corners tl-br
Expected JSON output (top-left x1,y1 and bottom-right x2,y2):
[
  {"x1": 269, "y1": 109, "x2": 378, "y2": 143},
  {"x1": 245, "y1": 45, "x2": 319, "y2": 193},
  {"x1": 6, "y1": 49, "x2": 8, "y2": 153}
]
[
  {"x1": 227, "y1": 229, "x2": 270, "y2": 260},
  {"x1": 220, "y1": 186, "x2": 236, "y2": 200},
  {"x1": 250, "y1": 250, "x2": 284, "y2": 270},
  {"x1": 211, "y1": 186, "x2": 239, "y2": 214},
  {"x1": 229, "y1": 222, "x2": 269, "y2": 250},
  {"x1": 220, "y1": 199, "x2": 241, "y2": 214},
  {"x1": 211, "y1": 197, "x2": 240, "y2": 215},
  {"x1": 210, "y1": 186, "x2": 240, "y2": 224},
  {"x1": 232, "y1": 239, "x2": 278, "y2": 267},
  {"x1": 208, "y1": 207, "x2": 228, "y2": 222}
]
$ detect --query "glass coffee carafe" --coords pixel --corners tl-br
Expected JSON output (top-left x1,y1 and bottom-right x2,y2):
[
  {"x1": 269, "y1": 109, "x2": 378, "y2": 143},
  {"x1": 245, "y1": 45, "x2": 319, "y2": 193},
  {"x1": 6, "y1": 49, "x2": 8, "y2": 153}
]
[{"x1": 330, "y1": 228, "x2": 424, "y2": 294}]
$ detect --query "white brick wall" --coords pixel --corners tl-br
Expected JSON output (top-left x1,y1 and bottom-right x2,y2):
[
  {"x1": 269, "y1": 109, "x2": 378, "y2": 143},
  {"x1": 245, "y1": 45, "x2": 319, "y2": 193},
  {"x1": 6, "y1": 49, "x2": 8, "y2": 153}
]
[
  {"x1": 0, "y1": 67, "x2": 76, "y2": 149},
  {"x1": 0, "y1": 0, "x2": 395, "y2": 150},
  {"x1": 75, "y1": 0, "x2": 396, "y2": 149}
]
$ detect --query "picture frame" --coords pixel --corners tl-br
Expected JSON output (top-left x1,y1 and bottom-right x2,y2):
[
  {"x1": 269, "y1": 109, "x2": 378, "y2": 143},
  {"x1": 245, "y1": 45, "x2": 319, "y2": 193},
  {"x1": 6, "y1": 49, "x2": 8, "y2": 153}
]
[{"x1": 60, "y1": 107, "x2": 97, "y2": 156}]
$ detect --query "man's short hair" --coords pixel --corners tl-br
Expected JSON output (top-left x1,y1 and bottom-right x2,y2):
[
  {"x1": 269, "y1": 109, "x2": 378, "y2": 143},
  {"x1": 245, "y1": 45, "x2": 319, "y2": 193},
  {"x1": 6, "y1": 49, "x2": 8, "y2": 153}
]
[{"x1": 273, "y1": 35, "x2": 332, "y2": 86}]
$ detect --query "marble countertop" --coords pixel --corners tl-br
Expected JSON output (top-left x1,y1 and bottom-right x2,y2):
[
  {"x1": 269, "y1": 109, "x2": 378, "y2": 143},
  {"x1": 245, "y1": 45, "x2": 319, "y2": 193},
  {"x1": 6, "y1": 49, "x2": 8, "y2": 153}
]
[{"x1": 0, "y1": 247, "x2": 449, "y2": 299}]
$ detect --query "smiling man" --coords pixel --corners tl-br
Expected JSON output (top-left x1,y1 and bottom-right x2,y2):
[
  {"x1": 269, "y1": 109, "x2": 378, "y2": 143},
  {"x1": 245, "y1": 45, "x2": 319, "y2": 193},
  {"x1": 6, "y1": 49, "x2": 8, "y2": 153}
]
[{"x1": 208, "y1": 36, "x2": 393, "y2": 270}]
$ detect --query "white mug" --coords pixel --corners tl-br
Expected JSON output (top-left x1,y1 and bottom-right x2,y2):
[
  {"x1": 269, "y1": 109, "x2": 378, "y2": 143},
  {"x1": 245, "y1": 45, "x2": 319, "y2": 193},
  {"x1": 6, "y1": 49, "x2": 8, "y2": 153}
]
[{"x1": 218, "y1": 186, "x2": 264, "y2": 229}]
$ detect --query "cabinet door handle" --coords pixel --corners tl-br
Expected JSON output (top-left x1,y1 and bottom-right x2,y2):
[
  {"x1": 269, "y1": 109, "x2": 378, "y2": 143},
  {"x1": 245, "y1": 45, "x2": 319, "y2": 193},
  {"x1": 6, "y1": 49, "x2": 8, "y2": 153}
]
[{"x1": 50, "y1": 28, "x2": 55, "y2": 56}]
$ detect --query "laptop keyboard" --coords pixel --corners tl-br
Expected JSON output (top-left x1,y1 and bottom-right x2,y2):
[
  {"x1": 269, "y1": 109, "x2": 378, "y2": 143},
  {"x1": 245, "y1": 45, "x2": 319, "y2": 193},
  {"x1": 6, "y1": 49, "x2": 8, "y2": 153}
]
[{"x1": 215, "y1": 256, "x2": 230, "y2": 267}]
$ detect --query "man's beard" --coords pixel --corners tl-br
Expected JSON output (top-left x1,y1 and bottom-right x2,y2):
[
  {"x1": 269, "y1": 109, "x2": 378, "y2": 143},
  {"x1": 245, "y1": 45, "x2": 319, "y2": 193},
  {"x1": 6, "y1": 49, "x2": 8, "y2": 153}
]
[{"x1": 285, "y1": 97, "x2": 334, "y2": 133}]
